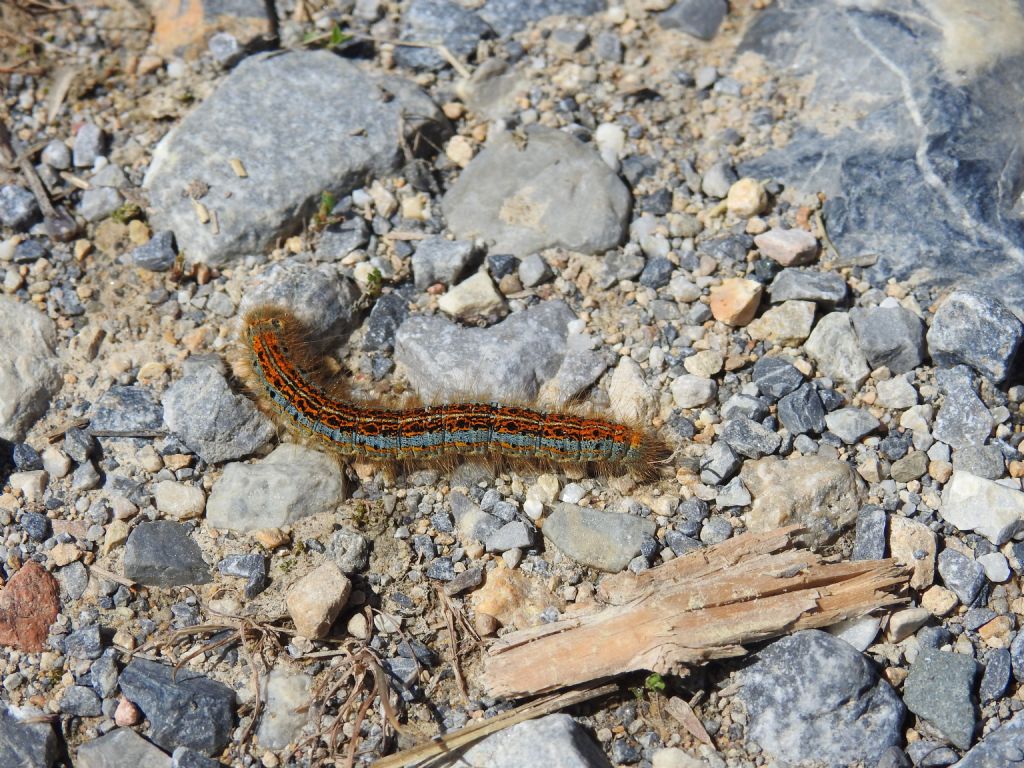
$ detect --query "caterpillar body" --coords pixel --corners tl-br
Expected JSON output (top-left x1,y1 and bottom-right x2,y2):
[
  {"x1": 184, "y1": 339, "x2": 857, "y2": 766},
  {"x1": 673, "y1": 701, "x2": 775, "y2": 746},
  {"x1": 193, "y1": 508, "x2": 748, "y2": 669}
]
[{"x1": 238, "y1": 305, "x2": 669, "y2": 480}]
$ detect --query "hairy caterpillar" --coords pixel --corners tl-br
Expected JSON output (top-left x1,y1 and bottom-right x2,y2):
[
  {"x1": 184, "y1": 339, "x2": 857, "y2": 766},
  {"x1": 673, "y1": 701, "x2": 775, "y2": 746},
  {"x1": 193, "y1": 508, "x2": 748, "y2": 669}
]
[{"x1": 237, "y1": 305, "x2": 669, "y2": 480}]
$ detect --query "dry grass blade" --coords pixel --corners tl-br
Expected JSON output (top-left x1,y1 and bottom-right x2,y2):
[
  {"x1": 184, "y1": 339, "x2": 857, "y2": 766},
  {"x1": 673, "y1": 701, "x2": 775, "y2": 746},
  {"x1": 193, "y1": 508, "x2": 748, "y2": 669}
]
[{"x1": 481, "y1": 525, "x2": 909, "y2": 698}]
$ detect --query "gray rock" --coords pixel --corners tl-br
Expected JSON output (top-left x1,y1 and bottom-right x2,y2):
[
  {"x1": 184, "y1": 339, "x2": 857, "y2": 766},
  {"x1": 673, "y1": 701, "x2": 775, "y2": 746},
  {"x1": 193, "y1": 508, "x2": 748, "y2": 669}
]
[
  {"x1": 77, "y1": 728, "x2": 171, "y2": 768},
  {"x1": 739, "y1": 630, "x2": 904, "y2": 768},
  {"x1": 699, "y1": 440, "x2": 741, "y2": 485},
  {"x1": 78, "y1": 187, "x2": 123, "y2": 222},
  {"x1": 850, "y1": 305, "x2": 926, "y2": 373},
  {"x1": 519, "y1": 253, "x2": 554, "y2": 288},
  {"x1": 0, "y1": 185, "x2": 40, "y2": 230},
  {"x1": 953, "y1": 710, "x2": 1024, "y2": 768},
  {"x1": 852, "y1": 505, "x2": 887, "y2": 560},
  {"x1": 41, "y1": 140, "x2": 71, "y2": 170},
  {"x1": 163, "y1": 365, "x2": 275, "y2": 464},
  {"x1": 256, "y1": 667, "x2": 311, "y2": 750},
  {"x1": 443, "y1": 126, "x2": 630, "y2": 258},
  {"x1": 777, "y1": 383, "x2": 826, "y2": 434},
  {"x1": 721, "y1": 393, "x2": 770, "y2": 422},
  {"x1": 824, "y1": 407, "x2": 880, "y2": 444},
  {"x1": 432, "y1": 713, "x2": 610, "y2": 768},
  {"x1": 171, "y1": 747, "x2": 220, "y2": 768},
  {"x1": 0, "y1": 705, "x2": 57, "y2": 768},
  {"x1": 700, "y1": 160, "x2": 737, "y2": 198},
  {"x1": 937, "y1": 549, "x2": 986, "y2": 606},
  {"x1": 363, "y1": 293, "x2": 409, "y2": 352},
  {"x1": 315, "y1": 219, "x2": 368, "y2": 261},
  {"x1": 0, "y1": 297, "x2": 62, "y2": 441},
  {"x1": 720, "y1": 416, "x2": 782, "y2": 459},
  {"x1": 451, "y1": 491, "x2": 502, "y2": 543},
  {"x1": 59, "y1": 685, "x2": 102, "y2": 716},
  {"x1": 543, "y1": 502, "x2": 657, "y2": 572},
  {"x1": 328, "y1": 528, "x2": 370, "y2": 573},
  {"x1": 130, "y1": 231, "x2": 177, "y2": 272},
  {"x1": 638, "y1": 257, "x2": 674, "y2": 289},
  {"x1": 485, "y1": 521, "x2": 535, "y2": 553},
  {"x1": 737, "y1": 3, "x2": 1024, "y2": 312},
  {"x1": 805, "y1": 312, "x2": 870, "y2": 390},
  {"x1": 395, "y1": 0, "x2": 494, "y2": 70},
  {"x1": 903, "y1": 650, "x2": 979, "y2": 750},
  {"x1": 412, "y1": 236, "x2": 476, "y2": 289},
  {"x1": 65, "y1": 625, "x2": 103, "y2": 660},
  {"x1": 118, "y1": 658, "x2": 235, "y2": 756},
  {"x1": 144, "y1": 51, "x2": 447, "y2": 265},
  {"x1": 928, "y1": 291, "x2": 1023, "y2": 384},
  {"x1": 239, "y1": 262, "x2": 360, "y2": 339},
  {"x1": 953, "y1": 444, "x2": 1005, "y2": 480},
  {"x1": 71, "y1": 460, "x2": 101, "y2": 491},
  {"x1": 934, "y1": 367, "x2": 993, "y2": 450},
  {"x1": 123, "y1": 521, "x2": 211, "y2": 586},
  {"x1": 57, "y1": 561, "x2": 88, "y2": 600},
  {"x1": 89, "y1": 386, "x2": 164, "y2": 433},
  {"x1": 594, "y1": 30, "x2": 623, "y2": 62},
  {"x1": 542, "y1": 348, "x2": 613, "y2": 406},
  {"x1": 395, "y1": 299, "x2": 576, "y2": 402},
  {"x1": 769, "y1": 269, "x2": 848, "y2": 306},
  {"x1": 477, "y1": 0, "x2": 604, "y2": 37},
  {"x1": 979, "y1": 648, "x2": 1012, "y2": 704},
  {"x1": 752, "y1": 356, "x2": 804, "y2": 401},
  {"x1": 656, "y1": 0, "x2": 728, "y2": 40},
  {"x1": 217, "y1": 553, "x2": 267, "y2": 598},
  {"x1": 91, "y1": 650, "x2": 120, "y2": 698},
  {"x1": 73, "y1": 123, "x2": 104, "y2": 166},
  {"x1": 206, "y1": 444, "x2": 345, "y2": 532},
  {"x1": 716, "y1": 477, "x2": 751, "y2": 508}
]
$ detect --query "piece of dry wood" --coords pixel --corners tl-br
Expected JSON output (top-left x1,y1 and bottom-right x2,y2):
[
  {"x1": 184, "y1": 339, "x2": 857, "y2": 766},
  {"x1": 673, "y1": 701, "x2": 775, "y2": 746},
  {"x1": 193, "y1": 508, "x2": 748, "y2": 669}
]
[{"x1": 481, "y1": 525, "x2": 907, "y2": 698}]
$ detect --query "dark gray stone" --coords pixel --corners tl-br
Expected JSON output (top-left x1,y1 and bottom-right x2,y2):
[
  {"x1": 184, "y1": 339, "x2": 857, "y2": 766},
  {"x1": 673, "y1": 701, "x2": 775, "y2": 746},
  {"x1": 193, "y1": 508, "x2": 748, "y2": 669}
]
[
  {"x1": 426, "y1": 557, "x2": 454, "y2": 581},
  {"x1": 850, "y1": 305, "x2": 926, "y2": 374},
  {"x1": 875, "y1": 746, "x2": 912, "y2": 768},
  {"x1": 852, "y1": 505, "x2": 887, "y2": 560},
  {"x1": 738, "y1": 2, "x2": 1024, "y2": 312},
  {"x1": 903, "y1": 650, "x2": 979, "y2": 750},
  {"x1": 699, "y1": 441, "x2": 741, "y2": 485},
  {"x1": 130, "y1": 231, "x2": 178, "y2": 272},
  {"x1": 89, "y1": 386, "x2": 164, "y2": 433},
  {"x1": 594, "y1": 30, "x2": 623, "y2": 62},
  {"x1": 78, "y1": 727, "x2": 171, "y2": 768},
  {"x1": 0, "y1": 185, "x2": 40, "y2": 230},
  {"x1": 12, "y1": 443, "x2": 42, "y2": 470},
  {"x1": 769, "y1": 269, "x2": 848, "y2": 306},
  {"x1": 144, "y1": 51, "x2": 447, "y2": 265},
  {"x1": 59, "y1": 685, "x2": 102, "y2": 717},
  {"x1": 13, "y1": 239, "x2": 47, "y2": 264},
  {"x1": 752, "y1": 356, "x2": 804, "y2": 401},
  {"x1": 677, "y1": 497, "x2": 709, "y2": 537},
  {"x1": 163, "y1": 365, "x2": 275, "y2": 464},
  {"x1": 395, "y1": 0, "x2": 494, "y2": 70},
  {"x1": 0, "y1": 705, "x2": 57, "y2": 768},
  {"x1": 412, "y1": 236, "x2": 476, "y2": 290},
  {"x1": 934, "y1": 367, "x2": 993, "y2": 450},
  {"x1": 700, "y1": 515, "x2": 733, "y2": 545},
  {"x1": 238, "y1": 262, "x2": 361, "y2": 340},
  {"x1": 91, "y1": 650, "x2": 120, "y2": 698},
  {"x1": 63, "y1": 427, "x2": 96, "y2": 462},
  {"x1": 777, "y1": 383, "x2": 826, "y2": 434},
  {"x1": 315, "y1": 218, "x2": 368, "y2": 261},
  {"x1": 738, "y1": 630, "x2": 904, "y2": 767},
  {"x1": 979, "y1": 648, "x2": 1012, "y2": 703},
  {"x1": 485, "y1": 521, "x2": 535, "y2": 553},
  {"x1": 638, "y1": 257, "x2": 674, "y2": 289},
  {"x1": 19, "y1": 511, "x2": 50, "y2": 541},
  {"x1": 954, "y1": 710, "x2": 1024, "y2": 768},
  {"x1": 720, "y1": 416, "x2": 781, "y2": 459},
  {"x1": 953, "y1": 444, "x2": 1005, "y2": 481},
  {"x1": 123, "y1": 521, "x2": 211, "y2": 587},
  {"x1": 928, "y1": 291, "x2": 1023, "y2": 384},
  {"x1": 217, "y1": 553, "x2": 267, "y2": 598},
  {"x1": 665, "y1": 530, "x2": 701, "y2": 556},
  {"x1": 119, "y1": 658, "x2": 235, "y2": 756},
  {"x1": 937, "y1": 549, "x2": 986, "y2": 606},
  {"x1": 65, "y1": 625, "x2": 103, "y2": 660},
  {"x1": 477, "y1": 0, "x2": 604, "y2": 37},
  {"x1": 1010, "y1": 629, "x2": 1024, "y2": 682},
  {"x1": 656, "y1": 0, "x2": 728, "y2": 40},
  {"x1": 700, "y1": 160, "x2": 737, "y2": 198},
  {"x1": 721, "y1": 394, "x2": 770, "y2": 422},
  {"x1": 172, "y1": 747, "x2": 223, "y2": 768}
]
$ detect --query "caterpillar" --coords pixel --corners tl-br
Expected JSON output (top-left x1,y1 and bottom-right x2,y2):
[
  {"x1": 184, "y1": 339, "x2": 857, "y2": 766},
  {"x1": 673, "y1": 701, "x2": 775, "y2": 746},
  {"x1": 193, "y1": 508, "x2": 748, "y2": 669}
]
[{"x1": 236, "y1": 305, "x2": 669, "y2": 480}]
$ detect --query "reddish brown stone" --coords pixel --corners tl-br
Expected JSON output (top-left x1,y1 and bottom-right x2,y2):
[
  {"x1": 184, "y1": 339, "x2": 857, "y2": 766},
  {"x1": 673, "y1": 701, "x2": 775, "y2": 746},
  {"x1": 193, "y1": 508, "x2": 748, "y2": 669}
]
[
  {"x1": 151, "y1": 0, "x2": 273, "y2": 60},
  {"x1": 0, "y1": 561, "x2": 60, "y2": 651}
]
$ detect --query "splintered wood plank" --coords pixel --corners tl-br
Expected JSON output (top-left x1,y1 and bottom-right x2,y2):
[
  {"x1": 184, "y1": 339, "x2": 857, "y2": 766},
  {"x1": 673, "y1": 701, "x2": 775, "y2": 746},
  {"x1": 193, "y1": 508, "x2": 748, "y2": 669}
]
[{"x1": 481, "y1": 525, "x2": 907, "y2": 698}]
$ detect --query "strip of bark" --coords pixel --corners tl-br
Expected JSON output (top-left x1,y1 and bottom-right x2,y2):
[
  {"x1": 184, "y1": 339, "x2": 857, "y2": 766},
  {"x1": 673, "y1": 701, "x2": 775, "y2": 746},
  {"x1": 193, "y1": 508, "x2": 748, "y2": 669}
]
[{"x1": 481, "y1": 525, "x2": 907, "y2": 698}]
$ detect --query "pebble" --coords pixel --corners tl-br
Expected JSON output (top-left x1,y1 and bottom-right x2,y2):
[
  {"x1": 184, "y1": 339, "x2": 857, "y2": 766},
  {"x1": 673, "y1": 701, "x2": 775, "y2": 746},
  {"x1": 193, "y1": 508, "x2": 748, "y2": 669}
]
[
  {"x1": 217, "y1": 553, "x2": 267, "y2": 598},
  {"x1": 875, "y1": 375, "x2": 918, "y2": 409},
  {"x1": 720, "y1": 417, "x2": 781, "y2": 458},
  {"x1": 441, "y1": 713, "x2": 608, "y2": 767},
  {"x1": 926, "y1": 290, "x2": 1024, "y2": 384},
  {"x1": 937, "y1": 549, "x2": 986, "y2": 606},
  {"x1": 804, "y1": 312, "x2": 870, "y2": 390},
  {"x1": 752, "y1": 356, "x2": 805, "y2": 400},
  {"x1": 118, "y1": 658, "x2": 235, "y2": 755},
  {"x1": 286, "y1": 562, "x2": 351, "y2": 639},
  {"x1": 123, "y1": 521, "x2": 211, "y2": 586},
  {"x1": 240, "y1": 261, "x2": 360, "y2": 339},
  {"x1": 40, "y1": 446, "x2": 72, "y2": 478},
  {"x1": 328, "y1": 528, "x2": 370, "y2": 573},
  {"x1": 699, "y1": 441, "x2": 741, "y2": 485},
  {"x1": 851, "y1": 505, "x2": 886, "y2": 560},
  {"x1": 73, "y1": 122, "x2": 104, "y2": 166},
  {"x1": 824, "y1": 407, "x2": 880, "y2": 443},
  {"x1": 826, "y1": 615, "x2": 881, "y2": 652},
  {"x1": 0, "y1": 297, "x2": 62, "y2": 441},
  {"x1": 163, "y1": 364, "x2": 275, "y2": 464},
  {"x1": 411, "y1": 236, "x2": 475, "y2": 289},
  {"x1": 0, "y1": 561, "x2": 60, "y2": 651},
  {"x1": 903, "y1": 650, "x2": 979, "y2": 750},
  {"x1": 89, "y1": 385, "x2": 164, "y2": 433},
  {"x1": 738, "y1": 630, "x2": 903, "y2": 766},
  {"x1": 709, "y1": 277, "x2": 762, "y2": 326},
  {"x1": 671, "y1": 374, "x2": 718, "y2": 409},
  {"x1": 850, "y1": 305, "x2": 925, "y2": 373},
  {"x1": 154, "y1": 481, "x2": 206, "y2": 520},
  {"x1": 395, "y1": 0, "x2": 493, "y2": 70},
  {"x1": 940, "y1": 471, "x2": 1024, "y2": 545},
  {"x1": 256, "y1": 667, "x2": 312, "y2": 749},
  {"x1": 977, "y1": 552, "x2": 1010, "y2": 582},
  {"x1": 485, "y1": 521, "x2": 535, "y2": 553},
  {"x1": 700, "y1": 161, "x2": 737, "y2": 198},
  {"x1": 754, "y1": 227, "x2": 818, "y2": 266},
  {"x1": 438, "y1": 271, "x2": 506, "y2": 320},
  {"x1": 777, "y1": 383, "x2": 826, "y2": 434},
  {"x1": 953, "y1": 444, "x2": 1005, "y2": 480},
  {"x1": 0, "y1": 186, "x2": 39, "y2": 230},
  {"x1": 443, "y1": 126, "x2": 630, "y2": 257},
  {"x1": 726, "y1": 178, "x2": 767, "y2": 217},
  {"x1": 741, "y1": 455, "x2": 863, "y2": 546},
  {"x1": 78, "y1": 187, "x2": 123, "y2": 222},
  {"x1": 769, "y1": 269, "x2": 848, "y2": 306},
  {"x1": 206, "y1": 444, "x2": 345, "y2": 532},
  {"x1": 979, "y1": 648, "x2": 1012, "y2": 703},
  {"x1": 543, "y1": 502, "x2": 657, "y2": 572},
  {"x1": 933, "y1": 366, "x2": 993, "y2": 450},
  {"x1": 953, "y1": 709, "x2": 1024, "y2": 766},
  {"x1": 9, "y1": 470, "x2": 48, "y2": 502},
  {"x1": 60, "y1": 685, "x2": 102, "y2": 716},
  {"x1": 745, "y1": 299, "x2": 816, "y2": 345},
  {"x1": 887, "y1": 607, "x2": 931, "y2": 642},
  {"x1": 77, "y1": 727, "x2": 170, "y2": 768}
]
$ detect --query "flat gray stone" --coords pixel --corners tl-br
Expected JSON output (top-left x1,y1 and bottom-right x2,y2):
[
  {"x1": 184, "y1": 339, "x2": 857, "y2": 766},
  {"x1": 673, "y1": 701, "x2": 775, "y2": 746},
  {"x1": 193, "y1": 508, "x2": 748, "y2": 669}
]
[
  {"x1": 928, "y1": 290, "x2": 1023, "y2": 384},
  {"x1": 443, "y1": 126, "x2": 630, "y2": 257},
  {"x1": 657, "y1": 0, "x2": 728, "y2": 40},
  {"x1": 395, "y1": 300, "x2": 576, "y2": 402},
  {"x1": 164, "y1": 365, "x2": 275, "y2": 464},
  {"x1": 824, "y1": 407, "x2": 881, "y2": 444},
  {"x1": 144, "y1": 50, "x2": 447, "y2": 265},
  {"x1": 805, "y1": 312, "x2": 870, "y2": 390},
  {"x1": 543, "y1": 502, "x2": 656, "y2": 572},
  {"x1": 0, "y1": 705, "x2": 57, "y2": 768},
  {"x1": 850, "y1": 304, "x2": 926, "y2": 373},
  {"x1": 412, "y1": 236, "x2": 476, "y2": 289},
  {"x1": 934, "y1": 367, "x2": 993, "y2": 450},
  {"x1": 123, "y1": 521, "x2": 211, "y2": 587},
  {"x1": 739, "y1": 630, "x2": 904, "y2": 768},
  {"x1": 395, "y1": 0, "x2": 494, "y2": 71},
  {"x1": 0, "y1": 297, "x2": 61, "y2": 441},
  {"x1": 77, "y1": 728, "x2": 170, "y2": 768},
  {"x1": 769, "y1": 269, "x2": 848, "y2": 306},
  {"x1": 206, "y1": 444, "x2": 345, "y2": 532},
  {"x1": 954, "y1": 710, "x2": 1024, "y2": 768},
  {"x1": 477, "y1": 0, "x2": 604, "y2": 37},
  {"x1": 903, "y1": 650, "x2": 979, "y2": 750},
  {"x1": 256, "y1": 667, "x2": 311, "y2": 750}
]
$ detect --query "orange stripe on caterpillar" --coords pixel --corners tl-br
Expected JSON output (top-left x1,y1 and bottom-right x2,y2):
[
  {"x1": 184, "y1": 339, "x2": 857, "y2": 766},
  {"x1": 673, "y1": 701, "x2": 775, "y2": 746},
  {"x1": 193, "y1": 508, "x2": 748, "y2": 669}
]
[{"x1": 236, "y1": 305, "x2": 669, "y2": 479}]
